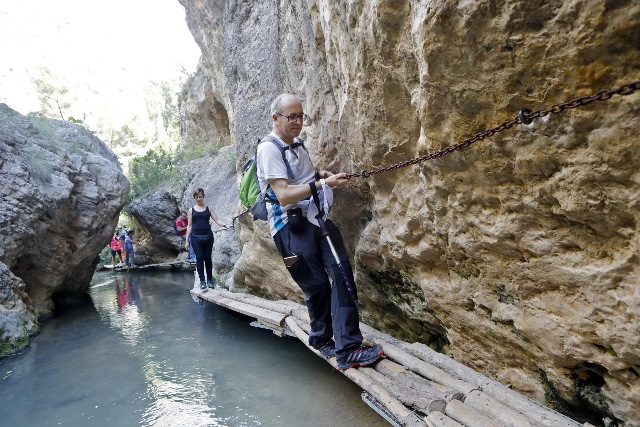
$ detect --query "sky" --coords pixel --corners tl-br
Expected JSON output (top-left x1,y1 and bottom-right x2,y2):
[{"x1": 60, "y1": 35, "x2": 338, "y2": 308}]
[{"x1": 0, "y1": 0, "x2": 201, "y2": 130}]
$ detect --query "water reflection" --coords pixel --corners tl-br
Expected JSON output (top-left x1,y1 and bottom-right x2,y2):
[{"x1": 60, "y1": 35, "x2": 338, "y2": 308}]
[
  {"x1": 92, "y1": 275, "x2": 147, "y2": 348},
  {"x1": 90, "y1": 273, "x2": 229, "y2": 426},
  {"x1": 115, "y1": 277, "x2": 130, "y2": 309},
  {"x1": 140, "y1": 358, "x2": 222, "y2": 426}
]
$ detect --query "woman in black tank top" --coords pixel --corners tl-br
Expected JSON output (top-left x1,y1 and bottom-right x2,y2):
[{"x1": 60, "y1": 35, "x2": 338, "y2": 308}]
[{"x1": 185, "y1": 188, "x2": 230, "y2": 289}]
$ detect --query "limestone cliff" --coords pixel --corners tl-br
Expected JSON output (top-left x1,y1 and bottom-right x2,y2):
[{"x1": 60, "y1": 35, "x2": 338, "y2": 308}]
[
  {"x1": 177, "y1": 1, "x2": 639, "y2": 425},
  {"x1": 0, "y1": 105, "x2": 129, "y2": 354}
]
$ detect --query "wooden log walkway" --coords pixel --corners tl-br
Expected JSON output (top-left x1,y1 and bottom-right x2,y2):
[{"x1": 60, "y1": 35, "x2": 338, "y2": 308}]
[
  {"x1": 190, "y1": 283, "x2": 590, "y2": 427},
  {"x1": 101, "y1": 260, "x2": 196, "y2": 272}
]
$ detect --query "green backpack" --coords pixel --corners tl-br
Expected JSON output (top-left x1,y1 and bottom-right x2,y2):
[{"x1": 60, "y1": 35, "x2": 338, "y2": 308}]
[{"x1": 239, "y1": 136, "x2": 304, "y2": 220}]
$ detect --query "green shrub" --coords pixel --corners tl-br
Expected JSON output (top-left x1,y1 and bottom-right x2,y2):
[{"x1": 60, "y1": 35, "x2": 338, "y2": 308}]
[
  {"x1": 97, "y1": 245, "x2": 112, "y2": 269},
  {"x1": 25, "y1": 151, "x2": 53, "y2": 183},
  {"x1": 0, "y1": 335, "x2": 31, "y2": 357},
  {"x1": 177, "y1": 141, "x2": 222, "y2": 163},
  {"x1": 129, "y1": 146, "x2": 178, "y2": 199}
]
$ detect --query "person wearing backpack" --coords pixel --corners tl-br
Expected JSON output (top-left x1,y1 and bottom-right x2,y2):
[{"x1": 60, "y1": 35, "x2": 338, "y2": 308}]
[
  {"x1": 185, "y1": 188, "x2": 230, "y2": 290},
  {"x1": 255, "y1": 93, "x2": 383, "y2": 371},
  {"x1": 175, "y1": 210, "x2": 195, "y2": 261},
  {"x1": 124, "y1": 229, "x2": 136, "y2": 267}
]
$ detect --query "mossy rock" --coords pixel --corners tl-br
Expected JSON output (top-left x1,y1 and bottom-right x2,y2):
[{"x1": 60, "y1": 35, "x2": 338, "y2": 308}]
[{"x1": 0, "y1": 335, "x2": 31, "y2": 358}]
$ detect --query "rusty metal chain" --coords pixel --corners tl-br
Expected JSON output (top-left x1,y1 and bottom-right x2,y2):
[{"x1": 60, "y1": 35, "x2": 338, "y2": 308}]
[{"x1": 344, "y1": 80, "x2": 640, "y2": 179}]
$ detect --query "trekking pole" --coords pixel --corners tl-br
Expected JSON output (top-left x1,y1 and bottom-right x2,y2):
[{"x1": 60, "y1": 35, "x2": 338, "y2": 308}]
[
  {"x1": 232, "y1": 209, "x2": 250, "y2": 228},
  {"x1": 308, "y1": 183, "x2": 360, "y2": 308}
]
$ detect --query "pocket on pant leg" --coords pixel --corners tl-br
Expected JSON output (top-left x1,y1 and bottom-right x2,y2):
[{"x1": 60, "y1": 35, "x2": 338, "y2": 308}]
[{"x1": 285, "y1": 252, "x2": 313, "y2": 281}]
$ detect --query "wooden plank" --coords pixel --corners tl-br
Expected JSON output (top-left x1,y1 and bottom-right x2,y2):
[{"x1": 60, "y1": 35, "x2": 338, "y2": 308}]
[
  {"x1": 191, "y1": 289, "x2": 286, "y2": 327},
  {"x1": 371, "y1": 338, "x2": 478, "y2": 395},
  {"x1": 425, "y1": 411, "x2": 463, "y2": 427},
  {"x1": 464, "y1": 390, "x2": 532, "y2": 427},
  {"x1": 214, "y1": 289, "x2": 301, "y2": 315},
  {"x1": 102, "y1": 261, "x2": 193, "y2": 271},
  {"x1": 364, "y1": 366, "x2": 447, "y2": 414},
  {"x1": 396, "y1": 340, "x2": 581, "y2": 427},
  {"x1": 445, "y1": 399, "x2": 499, "y2": 427},
  {"x1": 376, "y1": 359, "x2": 464, "y2": 402}
]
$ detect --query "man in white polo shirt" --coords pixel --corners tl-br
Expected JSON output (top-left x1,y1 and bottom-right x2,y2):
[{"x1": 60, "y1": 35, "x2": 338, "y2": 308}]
[{"x1": 256, "y1": 93, "x2": 383, "y2": 370}]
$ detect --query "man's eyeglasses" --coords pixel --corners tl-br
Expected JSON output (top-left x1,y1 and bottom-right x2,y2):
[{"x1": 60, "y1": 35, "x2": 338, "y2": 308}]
[{"x1": 276, "y1": 112, "x2": 309, "y2": 123}]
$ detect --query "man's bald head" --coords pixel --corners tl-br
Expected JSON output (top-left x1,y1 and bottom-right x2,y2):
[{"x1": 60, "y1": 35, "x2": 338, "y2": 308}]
[{"x1": 270, "y1": 94, "x2": 301, "y2": 116}]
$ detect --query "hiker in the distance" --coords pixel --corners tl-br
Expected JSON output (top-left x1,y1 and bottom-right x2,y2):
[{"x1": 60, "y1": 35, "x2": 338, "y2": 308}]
[
  {"x1": 176, "y1": 210, "x2": 195, "y2": 261},
  {"x1": 124, "y1": 229, "x2": 136, "y2": 267},
  {"x1": 109, "y1": 232, "x2": 123, "y2": 267},
  {"x1": 185, "y1": 188, "x2": 230, "y2": 290},
  {"x1": 255, "y1": 93, "x2": 383, "y2": 370}
]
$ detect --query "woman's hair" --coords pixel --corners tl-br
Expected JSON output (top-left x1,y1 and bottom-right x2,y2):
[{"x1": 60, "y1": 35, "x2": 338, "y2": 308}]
[{"x1": 193, "y1": 188, "x2": 205, "y2": 198}]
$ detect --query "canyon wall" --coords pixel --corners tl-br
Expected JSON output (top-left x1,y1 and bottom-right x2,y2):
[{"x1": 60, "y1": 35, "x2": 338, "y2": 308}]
[{"x1": 177, "y1": 1, "x2": 640, "y2": 424}]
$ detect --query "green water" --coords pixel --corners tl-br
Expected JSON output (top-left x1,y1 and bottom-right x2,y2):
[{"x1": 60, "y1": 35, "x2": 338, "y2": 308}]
[{"x1": 0, "y1": 270, "x2": 387, "y2": 426}]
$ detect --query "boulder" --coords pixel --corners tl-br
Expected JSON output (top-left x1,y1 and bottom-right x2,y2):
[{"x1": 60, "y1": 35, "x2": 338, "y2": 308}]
[
  {"x1": 128, "y1": 190, "x2": 185, "y2": 264},
  {"x1": 0, "y1": 104, "x2": 128, "y2": 354}
]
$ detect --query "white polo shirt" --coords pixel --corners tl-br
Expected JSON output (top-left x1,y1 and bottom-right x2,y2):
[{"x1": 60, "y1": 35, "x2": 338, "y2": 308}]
[{"x1": 256, "y1": 132, "x2": 315, "y2": 236}]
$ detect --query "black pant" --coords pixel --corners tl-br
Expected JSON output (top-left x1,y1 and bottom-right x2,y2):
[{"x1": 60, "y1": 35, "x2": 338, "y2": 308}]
[
  {"x1": 191, "y1": 232, "x2": 214, "y2": 282},
  {"x1": 274, "y1": 219, "x2": 362, "y2": 358}
]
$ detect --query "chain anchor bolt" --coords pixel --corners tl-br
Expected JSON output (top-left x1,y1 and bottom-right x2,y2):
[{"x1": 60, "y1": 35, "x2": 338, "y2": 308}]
[{"x1": 518, "y1": 107, "x2": 534, "y2": 125}]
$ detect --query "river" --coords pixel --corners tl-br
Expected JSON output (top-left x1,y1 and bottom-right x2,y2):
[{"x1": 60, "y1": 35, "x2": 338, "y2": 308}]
[{"x1": 0, "y1": 270, "x2": 387, "y2": 426}]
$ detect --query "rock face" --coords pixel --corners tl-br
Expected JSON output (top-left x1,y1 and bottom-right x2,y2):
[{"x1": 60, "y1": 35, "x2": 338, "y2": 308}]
[
  {"x1": 128, "y1": 190, "x2": 185, "y2": 264},
  {"x1": 177, "y1": 0, "x2": 640, "y2": 424},
  {"x1": 0, "y1": 104, "x2": 129, "y2": 354}
]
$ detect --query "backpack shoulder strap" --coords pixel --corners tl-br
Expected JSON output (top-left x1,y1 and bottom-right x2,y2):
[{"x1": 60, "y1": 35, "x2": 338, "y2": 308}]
[
  {"x1": 260, "y1": 135, "x2": 295, "y2": 180},
  {"x1": 294, "y1": 137, "x2": 308, "y2": 154}
]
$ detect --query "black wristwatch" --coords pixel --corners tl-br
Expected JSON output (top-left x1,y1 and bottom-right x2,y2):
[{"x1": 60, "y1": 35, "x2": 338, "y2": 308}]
[{"x1": 314, "y1": 170, "x2": 321, "y2": 181}]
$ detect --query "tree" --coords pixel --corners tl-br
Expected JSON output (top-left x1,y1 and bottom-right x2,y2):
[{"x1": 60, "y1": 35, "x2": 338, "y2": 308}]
[
  {"x1": 30, "y1": 66, "x2": 76, "y2": 121},
  {"x1": 128, "y1": 146, "x2": 176, "y2": 199},
  {"x1": 98, "y1": 119, "x2": 148, "y2": 149}
]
